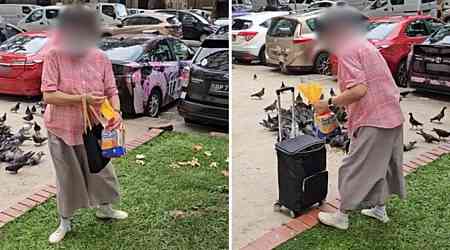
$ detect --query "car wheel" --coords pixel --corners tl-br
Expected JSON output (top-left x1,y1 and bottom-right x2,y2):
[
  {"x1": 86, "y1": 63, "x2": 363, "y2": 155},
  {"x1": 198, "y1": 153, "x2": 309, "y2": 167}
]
[
  {"x1": 145, "y1": 89, "x2": 162, "y2": 118},
  {"x1": 396, "y1": 60, "x2": 408, "y2": 88},
  {"x1": 314, "y1": 52, "x2": 331, "y2": 75},
  {"x1": 258, "y1": 46, "x2": 266, "y2": 65},
  {"x1": 200, "y1": 34, "x2": 208, "y2": 42}
]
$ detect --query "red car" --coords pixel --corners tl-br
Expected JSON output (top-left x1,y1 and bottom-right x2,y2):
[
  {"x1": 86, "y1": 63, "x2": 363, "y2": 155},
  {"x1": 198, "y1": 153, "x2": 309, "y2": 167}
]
[
  {"x1": 0, "y1": 31, "x2": 52, "y2": 96},
  {"x1": 331, "y1": 16, "x2": 443, "y2": 87}
]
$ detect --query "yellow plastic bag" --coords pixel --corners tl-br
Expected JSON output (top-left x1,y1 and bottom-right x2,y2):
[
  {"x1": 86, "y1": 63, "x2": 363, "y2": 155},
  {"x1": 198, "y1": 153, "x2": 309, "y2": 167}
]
[
  {"x1": 99, "y1": 99, "x2": 117, "y2": 121},
  {"x1": 297, "y1": 82, "x2": 323, "y2": 104}
]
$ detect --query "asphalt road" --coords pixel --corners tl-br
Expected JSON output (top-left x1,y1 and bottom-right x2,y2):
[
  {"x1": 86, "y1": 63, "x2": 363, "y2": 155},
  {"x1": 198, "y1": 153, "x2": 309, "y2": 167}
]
[{"x1": 231, "y1": 63, "x2": 450, "y2": 249}]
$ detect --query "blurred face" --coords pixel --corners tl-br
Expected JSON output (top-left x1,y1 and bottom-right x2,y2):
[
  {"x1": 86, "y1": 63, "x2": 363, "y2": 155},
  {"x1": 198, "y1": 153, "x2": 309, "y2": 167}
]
[
  {"x1": 318, "y1": 21, "x2": 366, "y2": 55},
  {"x1": 59, "y1": 25, "x2": 99, "y2": 56}
]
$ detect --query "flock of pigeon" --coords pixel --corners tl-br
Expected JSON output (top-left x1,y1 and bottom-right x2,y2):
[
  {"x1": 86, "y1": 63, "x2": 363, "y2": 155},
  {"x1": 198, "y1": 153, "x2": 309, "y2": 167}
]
[
  {"x1": 250, "y1": 73, "x2": 450, "y2": 155},
  {"x1": 0, "y1": 102, "x2": 47, "y2": 174},
  {"x1": 251, "y1": 74, "x2": 351, "y2": 153}
]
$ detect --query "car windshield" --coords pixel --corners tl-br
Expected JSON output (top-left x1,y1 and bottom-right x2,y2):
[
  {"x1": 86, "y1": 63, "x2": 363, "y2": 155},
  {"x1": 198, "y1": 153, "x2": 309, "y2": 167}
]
[
  {"x1": 194, "y1": 48, "x2": 228, "y2": 71},
  {"x1": 366, "y1": 22, "x2": 398, "y2": 40},
  {"x1": 232, "y1": 19, "x2": 253, "y2": 30},
  {"x1": 116, "y1": 4, "x2": 128, "y2": 18},
  {"x1": 0, "y1": 35, "x2": 47, "y2": 54},
  {"x1": 190, "y1": 12, "x2": 209, "y2": 24},
  {"x1": 99, "y1": 40, "x2": 144, "y2": 61},
  {"x1": 428, "y1": 26, "x2": 450, "y2": 44}
]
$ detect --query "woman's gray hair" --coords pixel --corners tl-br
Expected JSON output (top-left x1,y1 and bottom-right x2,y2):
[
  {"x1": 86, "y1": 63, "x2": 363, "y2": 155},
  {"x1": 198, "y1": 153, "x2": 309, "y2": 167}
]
[
  {"x1": 58, "y1": 4, "x2": 100, "y2": 35},
  {"x1": 315, "y1": 6, "x2": 369, "y2": 36}
]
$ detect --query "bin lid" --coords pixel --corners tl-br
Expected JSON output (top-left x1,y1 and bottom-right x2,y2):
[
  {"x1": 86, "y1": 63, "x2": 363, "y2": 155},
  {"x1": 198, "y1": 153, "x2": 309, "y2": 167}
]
[{"x1": 275, "y1": 134, "x2": 325, "y2": 155}]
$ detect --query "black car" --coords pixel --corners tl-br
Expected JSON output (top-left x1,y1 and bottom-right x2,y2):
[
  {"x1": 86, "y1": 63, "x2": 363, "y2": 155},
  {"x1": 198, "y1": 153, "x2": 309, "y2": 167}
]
[
  {"x1": 409, "y1": 25, "x2": 450, "y2": 94},
  {"x1": 178, "y1": 35, "x2": 229, "y2": 127},
  {"x1": 154, "y1": 9, "x2": 218, "y2": 42}
]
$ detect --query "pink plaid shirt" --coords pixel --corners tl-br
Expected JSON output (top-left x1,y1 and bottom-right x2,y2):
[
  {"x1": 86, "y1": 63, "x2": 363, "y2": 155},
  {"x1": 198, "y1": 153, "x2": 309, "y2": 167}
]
[
  {"x1": 41, "y1": 48, "x2": 118, "y2": 146},
  {"x1": 336, "y1": 38, "x2": 404, "y2": 136}
]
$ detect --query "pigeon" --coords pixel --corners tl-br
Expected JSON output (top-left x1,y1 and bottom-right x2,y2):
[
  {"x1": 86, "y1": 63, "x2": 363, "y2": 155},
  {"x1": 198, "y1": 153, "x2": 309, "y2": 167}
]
[
  {"x1": 25, "y1": 106, "x2": 31, "y2": 115},
  {"x1": 403, "y1": 141, "x2": 417, "y2": 152},
  {"x1": 0, "y1": 113, "x2": 6, "y2": 124},
  {"x1": 27, "y1": 151, "x2": 45, "y2": 166},
  {"x1": 22, "y1": 113, "x2": 33, "y2": 122},
  {"x1": 416, "y1": 129, "x2": 440, "y2": 143},
  {"x1": 280, "y1": 81, "x2": 286, "y2": 88},
  {"x1": 10, "y1": 102, "x2": 20, "y2": 113},
  {"x1": 253, "y1": 74, "x2": 257, "y2": 80},
  {"x1": 31, "y1": 105, "x2": 37, "y2": 114},
  {"x1": 33, "y1": 122, "x2": 41, "y2": 134},
  {"x1": 330, "y1": 88, "x2": 336, "y2": 97},
  {"x1": 432, "y1": 128, "x2": 450, "y2": 140},
  {"x1": 409, "y1": 113, "x2": 423, "y2": 129},
  {"x1": 264, "y1": 100, "x2": 277, "y2": 112},
  {"x1": 430, "y1": 107, "x2": 446, "y2": 123},
  {"x1": 250, "y1": 88, "x2": 265, "y2": 99},
  {"x1": 295, "y1": 93, "x2": 303, "y2": 104},
  {"x1": 18, "y1": 123, "x2": 33, "y2": 135},
  {"x1": 5, "y1": 151, "x2": 35, "y2": 174},
  {"x1": 32, "y1": 134, "x2": 47, "y2": 146}
]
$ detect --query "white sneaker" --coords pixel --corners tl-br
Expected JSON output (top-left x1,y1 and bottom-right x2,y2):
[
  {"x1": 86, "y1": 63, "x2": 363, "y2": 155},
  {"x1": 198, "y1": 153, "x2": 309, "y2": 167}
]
[
  {"x1": 96, "y1": 205, "x2": 128, "y2": 220},
  {"x1": 318, "y1": 211, "x2": 349, "y2": 230},
  {"x1": 48, "y1": 224, "x2": 71, "y2": 244},
  {"x1": 361, "y1": 207, "x2": 390, "y2": 223}
]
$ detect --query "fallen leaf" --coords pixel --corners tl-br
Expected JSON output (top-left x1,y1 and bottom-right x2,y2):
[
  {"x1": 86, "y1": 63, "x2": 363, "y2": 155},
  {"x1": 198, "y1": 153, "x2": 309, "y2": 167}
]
[
  {"x1": 169, "y1": 210, "x2": 186, "y2": 220},
  {"x1": 210, "y1": 162, "x2": 218, "y2": 168},
  {"x1": 204, "y1": 151, "x2": 212, "y2": 157},
  {"x1": 221, "y1": 170, "x2": 229, "y2": 177},
  {"x1": 177, "y1": 161, "x2": 191, "y2": 166},
  {"x1": 190, "y1": 157, "x2": 200, "y2": 167},
  {"x1": 136, "y1": 154, "x2": 145, "y2": 160},
  {"x1": 192, "y1": 144, "x2": 203, "y2": 152}
]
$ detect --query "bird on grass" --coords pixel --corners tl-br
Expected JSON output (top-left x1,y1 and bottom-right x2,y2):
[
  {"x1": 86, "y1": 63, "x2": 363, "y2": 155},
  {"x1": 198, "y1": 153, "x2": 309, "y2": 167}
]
[
  {"x1": 329, "y1": 88, "x2": 336, "y2": 97},
  {"x1": 416, "y1": 129, "x2": 440, "y2": 143},
  {"x1": 430, "y1": 107, "x2": 446, "y2": 123},
  {"x1": 403, "y1": 141, "x2": 417, "y2": 152},
  {"x1": 32, "y1": 134, "x2": 47, "y2": 146},
  {"x1": 432, "y1": 128, "x2": 450, "y2": 140},
  {"x1": 10, "y1": 102, "x2": 20, "y2": 113},
  {"x1": 250, "y1": 88, "x2": 265, "y2": 99},
  {"x1": 409, "y1": 113, "x2": 423, "y2": 129},
  {"x1": 264, "y1": 100, "x2": 277, "y2": 112}
]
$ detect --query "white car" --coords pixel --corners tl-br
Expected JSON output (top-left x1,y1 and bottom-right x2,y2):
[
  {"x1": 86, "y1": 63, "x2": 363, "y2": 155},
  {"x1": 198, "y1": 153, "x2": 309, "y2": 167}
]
[{"x1": 232, "y1": 11, "x2": 289, "y2": 64}]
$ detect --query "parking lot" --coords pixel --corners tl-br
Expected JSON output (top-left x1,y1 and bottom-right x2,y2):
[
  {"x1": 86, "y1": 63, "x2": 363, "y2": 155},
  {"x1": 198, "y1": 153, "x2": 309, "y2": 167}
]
[{"x1": 232, "y1": 63, "x2": 450, "y2": 249}]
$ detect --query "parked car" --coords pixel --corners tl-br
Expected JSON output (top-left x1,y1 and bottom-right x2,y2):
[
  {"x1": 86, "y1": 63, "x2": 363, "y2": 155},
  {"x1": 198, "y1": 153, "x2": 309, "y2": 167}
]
[
  {"x1": 0, "y1": 23, "x2": 24, "y2": 43},
  {"x1": 178, "y1": 34, "x2": 229, "y2": 126},
  {"x1": 232, "y1": 11, "x2": 290, "y2": 64},
  {"x1": 153, "y1": 9, "x2": 218, "y2": 41},
  {"x1": 408, "y1": 24, "x2": 450, "y2": 93},
  {"x1": 0, "y1": 4, "x2": 39, "y2": 25},
  {"x1": 331, "y1": 15, "x2": 443, "y2": 86},
  {"x1": 18, "y1": 3, "x2": 127, "y2": 31},
  {"x1": 98, "y1": 34, "x2": 195, "y2": 116},
  {"x1": 303, "y1": 0, "x2": 347, "y2": 12},
  {"x1": 127, "y1": 8, "x2": 154, "y2": 15},
  {"x1": 265, "y1": 10, "x2": 331, "y2": 74},
  {"x1": 101, "y1": 13, "x2": 182, "y2": 38},
  {"x1": 364, "y1": 0, "x2": 436, "y2": 17},
  {"x1": 0, "y1": 31, "x2": 51, "y2": 96}
]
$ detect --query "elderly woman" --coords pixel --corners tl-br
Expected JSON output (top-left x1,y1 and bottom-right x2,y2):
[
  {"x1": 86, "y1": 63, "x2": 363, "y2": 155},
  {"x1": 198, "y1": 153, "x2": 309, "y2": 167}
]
[
  {"x1": 42, "y1": 5, "x2": 127, "y2": 243},
  {"x1": 313, "y1": 7, "x2": 406, "y2": 230}
]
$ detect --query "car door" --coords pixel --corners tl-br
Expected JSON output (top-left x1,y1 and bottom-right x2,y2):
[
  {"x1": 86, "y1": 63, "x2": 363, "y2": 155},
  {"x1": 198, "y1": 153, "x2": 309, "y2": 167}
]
[
  {"x1": 21, "y1": 8, "x2": 45, "y2": 31},
  {"x1": 169, "y1": 38, "x2": 195, "y2": 96},
  {"x1": 140, "y1": 39, "x2": 181, "y2": 106},
  {"x1": 180, "y1": 12, "x2": 199, "y2": 40}
]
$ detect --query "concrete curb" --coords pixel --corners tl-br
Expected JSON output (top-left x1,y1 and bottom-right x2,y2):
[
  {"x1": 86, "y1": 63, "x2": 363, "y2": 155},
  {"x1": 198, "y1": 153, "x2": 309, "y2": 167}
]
[
  {"x1": 0, "y1": 129, "x2": 164, "y2": 229},
  {"x1": 241, "y1": 143, "x2": 450, "y2": 250}
]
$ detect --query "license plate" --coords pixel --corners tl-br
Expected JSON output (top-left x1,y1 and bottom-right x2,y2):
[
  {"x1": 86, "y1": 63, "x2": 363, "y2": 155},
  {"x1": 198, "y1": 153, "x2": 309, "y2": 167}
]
[{"x1": 210, "y1": 83, "x2": 228, "y2": 93}]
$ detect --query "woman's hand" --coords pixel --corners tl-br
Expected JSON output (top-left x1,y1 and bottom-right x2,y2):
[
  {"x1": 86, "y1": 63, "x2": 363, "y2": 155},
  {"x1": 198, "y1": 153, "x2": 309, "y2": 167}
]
[
  {"x1": 86, "y1": 94, "x2": 105, "y2": 105},
  {"x1": 312, "y1": 101, "x2": 330, "y2": 114},
  {"x1": 105, "y1": 113, "x2": 123, "y2": 131}
]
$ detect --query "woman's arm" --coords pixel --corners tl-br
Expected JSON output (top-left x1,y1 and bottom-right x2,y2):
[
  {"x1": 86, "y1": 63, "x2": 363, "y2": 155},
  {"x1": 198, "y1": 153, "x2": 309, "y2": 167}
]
[
  {"x1": 108, "y1": 94, "x2": 121, "y2": 112},
  {"x1": 43, "y1": 91, "x2": 105, "y2": 106},
  {"x1": 331, "y1": 84, "x2": 368, "y2": 107}
]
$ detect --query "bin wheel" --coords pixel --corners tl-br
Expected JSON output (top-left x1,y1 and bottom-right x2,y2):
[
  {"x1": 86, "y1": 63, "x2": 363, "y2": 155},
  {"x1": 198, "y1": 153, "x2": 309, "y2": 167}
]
[
  {"x1": 273, "y1": 201, "x2": 282, "y2": 212},
  {"x1": 288, "y1": 210, "x2": 297, "y2": 218}
]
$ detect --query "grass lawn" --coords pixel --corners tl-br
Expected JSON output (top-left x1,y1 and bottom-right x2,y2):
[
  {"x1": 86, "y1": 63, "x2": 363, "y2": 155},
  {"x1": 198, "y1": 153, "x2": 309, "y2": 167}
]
[
  {"x1": 0, "y1": 132, "x2": 229, "y2": 250},
  {"x1": 278, "y1": 154, "x2": 450, "y2": 250}
]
